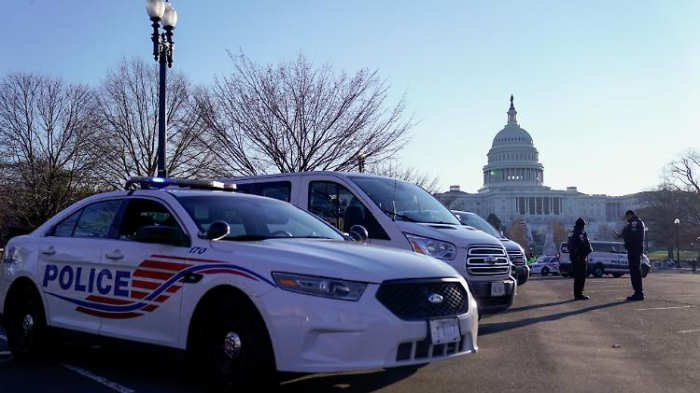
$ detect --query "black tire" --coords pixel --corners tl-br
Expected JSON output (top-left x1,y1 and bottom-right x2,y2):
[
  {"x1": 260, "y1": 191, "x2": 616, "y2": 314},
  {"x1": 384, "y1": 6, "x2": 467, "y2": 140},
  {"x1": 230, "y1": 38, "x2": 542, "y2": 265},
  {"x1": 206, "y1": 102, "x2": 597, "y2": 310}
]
[
  {"x1": 5, "y1": 285, "x2": 50, "y2": 363},
  {"x1": 593, "y1": 265, "x2": 604, "y2": 278},
  {"x1": 641, "y1": 266, "x2": 649, "y2": 278},
  {"x1": 541, "y1": 267, "x2": 550, "y2": 276},
  {"x1": 612, "y1": 273, "x2": 623, "y2": 278},
  {"x1": 191, "y1": 293, "x2": 276, "y2": 391}
]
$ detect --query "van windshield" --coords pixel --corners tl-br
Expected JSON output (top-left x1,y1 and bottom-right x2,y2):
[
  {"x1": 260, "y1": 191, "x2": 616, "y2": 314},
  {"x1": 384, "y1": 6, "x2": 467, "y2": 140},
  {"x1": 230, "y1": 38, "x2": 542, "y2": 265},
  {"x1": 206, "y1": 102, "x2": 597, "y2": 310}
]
[
  {"x1": 349, "y1": 176, "x2": 460, "y2": 225},
  {"x1": 454, "y1": 212, "x2": 501, "y2": 238}
]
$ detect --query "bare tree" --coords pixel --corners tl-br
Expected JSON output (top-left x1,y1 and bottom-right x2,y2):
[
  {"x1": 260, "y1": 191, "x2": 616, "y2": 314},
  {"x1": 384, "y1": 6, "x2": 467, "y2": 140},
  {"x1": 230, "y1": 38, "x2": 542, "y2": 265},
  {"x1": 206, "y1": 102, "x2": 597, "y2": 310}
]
[
  {"x1": 368, "y1": 161, "x2": 440, "y2": 193},
  {"x1": 592, "y1": 223, "x2": 615, "y2": 241},
  {"x1": 196, "y1": 51, "x2": 412, "y2": 176},
  {"x1": 666, "y1": 149, "x2": 700, "y2": 193},
  {"x1": 94, "y1": 58, "x2": 216, "y2": 188},
  {"x1": 508, "y1": 219, "x2": 530, "y2": 255},
  {"x1": 0, "y1": 73, "x2": 99, "y2": 227},
  {"x1": 551, "y1": 220, "x2": 569, "y2": 246}
]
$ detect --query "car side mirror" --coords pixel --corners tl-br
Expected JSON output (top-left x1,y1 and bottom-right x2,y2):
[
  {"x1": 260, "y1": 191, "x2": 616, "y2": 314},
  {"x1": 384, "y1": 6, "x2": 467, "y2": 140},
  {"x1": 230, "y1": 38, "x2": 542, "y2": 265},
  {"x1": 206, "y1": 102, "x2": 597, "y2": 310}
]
[
  {"x1": 348, "y1": 225, "x2": 369, "y2": 242},
  {"x1": 205, "y1": 220, "x2": 230, "y2": 241},
  {"x1": 135, "y1": 225, "x2": 189, "y2": 247}
]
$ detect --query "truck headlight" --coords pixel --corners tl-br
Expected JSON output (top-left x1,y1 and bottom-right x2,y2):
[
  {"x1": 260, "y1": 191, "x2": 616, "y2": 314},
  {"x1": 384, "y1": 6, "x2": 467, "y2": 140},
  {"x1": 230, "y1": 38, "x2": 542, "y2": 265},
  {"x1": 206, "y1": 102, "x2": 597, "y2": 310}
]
[
  {"x1": 272, "y1": 272, "x2": 367, "y2": 301},
  {"x1": 404, "y1": 234, "x2": 456, "y2": 260}
]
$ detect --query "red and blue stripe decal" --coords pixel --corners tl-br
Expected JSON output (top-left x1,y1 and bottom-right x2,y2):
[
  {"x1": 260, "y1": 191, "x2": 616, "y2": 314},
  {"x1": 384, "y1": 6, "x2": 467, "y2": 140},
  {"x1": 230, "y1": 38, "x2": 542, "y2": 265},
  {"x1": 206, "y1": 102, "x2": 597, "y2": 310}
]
[{"x1": 45, "y1": 254, "x2": 274, "y2": 319}]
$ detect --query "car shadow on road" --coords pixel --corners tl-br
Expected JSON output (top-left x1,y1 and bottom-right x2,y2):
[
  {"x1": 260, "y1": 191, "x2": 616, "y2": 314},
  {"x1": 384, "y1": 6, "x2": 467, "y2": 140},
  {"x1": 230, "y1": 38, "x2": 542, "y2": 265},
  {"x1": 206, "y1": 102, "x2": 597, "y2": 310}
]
[
  {"x1": 478, "y1": 300, "x2": 627, "y2": 336},
  {"x1": 275, "y1": 367, "x2": 420, "y2": 393},
  {"x1": 500, "y1": 299, "x2": 576, "y2": 314}
]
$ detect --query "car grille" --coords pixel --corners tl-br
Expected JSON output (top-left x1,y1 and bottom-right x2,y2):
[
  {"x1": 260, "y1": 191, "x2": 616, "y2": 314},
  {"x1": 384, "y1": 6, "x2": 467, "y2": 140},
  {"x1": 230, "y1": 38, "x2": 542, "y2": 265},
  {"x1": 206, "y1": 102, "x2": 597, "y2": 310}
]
[
  {"x1": 396, "y1": 337, "x2": 467, "y2": 362},
  {"x1": 467, "y1": 246, "x2": 510, "y2": 276},
  {"x1": 376, "y1": 279, "x2": 469, "y2": 321},
  {"x1": 507, "y1": 249, "x2": 526, "y2": 266}
]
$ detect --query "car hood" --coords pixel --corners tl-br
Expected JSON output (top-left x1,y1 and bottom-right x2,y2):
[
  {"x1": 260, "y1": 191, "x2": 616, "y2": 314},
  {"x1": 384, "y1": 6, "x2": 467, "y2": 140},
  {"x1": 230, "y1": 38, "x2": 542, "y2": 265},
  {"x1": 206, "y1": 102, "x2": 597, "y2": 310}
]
[
  {"x1": 395, "y1": 221, "x2": 504, "y2": 248},
  {"x1": 500, "y1": 238, "x2": 524, "y2": 253},
  {"x1": 209, "y1": 239, "x2": 462, "y2": 284}
]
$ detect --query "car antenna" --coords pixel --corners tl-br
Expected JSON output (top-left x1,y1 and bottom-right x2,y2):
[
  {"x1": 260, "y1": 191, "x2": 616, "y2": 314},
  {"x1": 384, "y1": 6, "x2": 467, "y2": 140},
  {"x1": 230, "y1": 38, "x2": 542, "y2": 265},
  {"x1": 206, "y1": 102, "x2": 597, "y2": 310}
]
[{"x1": 391, "y1": 178, "x2": 397, "y2": 222}]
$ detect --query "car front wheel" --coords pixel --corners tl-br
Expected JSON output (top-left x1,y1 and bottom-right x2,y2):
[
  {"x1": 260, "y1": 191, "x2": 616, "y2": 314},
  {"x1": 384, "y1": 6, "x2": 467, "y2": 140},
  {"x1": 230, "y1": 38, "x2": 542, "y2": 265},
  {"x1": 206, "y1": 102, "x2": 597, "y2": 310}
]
[
  {"x1": 641, "y1": 266, "x2": 650, "y2": 278},
  {"x1": 191, "y1": 293, "x2": 276, "y2": 390},
  {"x1": 593, "y1": 265, "x2": 605, "y2": 278},
  {"x1": 542, "y1": 267, "x2": 550, "y2": 276},
  {"x1": 6, "y1": 285, "x2": 50, "y2": 362}
]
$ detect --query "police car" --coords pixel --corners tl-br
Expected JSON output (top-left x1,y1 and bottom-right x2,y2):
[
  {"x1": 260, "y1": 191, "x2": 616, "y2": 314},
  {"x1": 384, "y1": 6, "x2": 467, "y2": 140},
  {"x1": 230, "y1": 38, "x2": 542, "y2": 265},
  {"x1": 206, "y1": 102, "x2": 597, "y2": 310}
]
[{"x1": 0, "y1": 178, "x2": 478, "y2": 390}]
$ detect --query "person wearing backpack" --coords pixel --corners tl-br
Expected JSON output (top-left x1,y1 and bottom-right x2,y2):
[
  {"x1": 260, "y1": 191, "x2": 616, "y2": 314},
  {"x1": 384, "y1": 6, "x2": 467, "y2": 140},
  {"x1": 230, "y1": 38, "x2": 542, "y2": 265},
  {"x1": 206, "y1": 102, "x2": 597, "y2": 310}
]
[{"x1": 568, "y1": 218, "x2": 593, "y2": 300}]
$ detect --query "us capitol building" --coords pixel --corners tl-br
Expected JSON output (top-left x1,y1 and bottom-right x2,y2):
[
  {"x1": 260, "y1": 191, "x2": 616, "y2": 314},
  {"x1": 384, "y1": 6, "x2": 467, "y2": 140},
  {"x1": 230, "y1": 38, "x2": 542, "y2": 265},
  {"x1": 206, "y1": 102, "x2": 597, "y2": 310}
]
[{"x1": 436, "y1": 96, "x2": 640, "y2": 253}]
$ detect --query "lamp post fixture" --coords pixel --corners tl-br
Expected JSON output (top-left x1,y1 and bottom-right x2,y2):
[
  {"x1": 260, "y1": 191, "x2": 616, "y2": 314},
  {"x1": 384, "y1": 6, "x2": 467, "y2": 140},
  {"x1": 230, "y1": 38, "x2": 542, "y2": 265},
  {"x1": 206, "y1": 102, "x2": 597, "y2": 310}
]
[
  {"x1": 145, "y1": 0, "x2": 178, "y2": 178},
  {"x1": 357, "y1": 150, "x2": 367, "y2": 173},
  {"x1": 644, "y1": 226, "x2": 649, "y2": 254},
  {"x1": 674, "y1": 218, "x2": 680, "y2": 267}
]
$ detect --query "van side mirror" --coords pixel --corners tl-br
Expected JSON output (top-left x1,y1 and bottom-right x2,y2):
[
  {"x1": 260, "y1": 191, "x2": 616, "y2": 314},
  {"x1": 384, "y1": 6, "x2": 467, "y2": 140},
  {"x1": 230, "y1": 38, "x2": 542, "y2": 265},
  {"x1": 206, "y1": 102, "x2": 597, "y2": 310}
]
[
  {"x1": 348, "y1": 225, "x2": 369, "y2": 242},
  {"x1": 135, "y1": 225, "x2": 189, "y2": 247},
  {"x1": 205, "y1": 221, "x2": 230, "y2": 241}
]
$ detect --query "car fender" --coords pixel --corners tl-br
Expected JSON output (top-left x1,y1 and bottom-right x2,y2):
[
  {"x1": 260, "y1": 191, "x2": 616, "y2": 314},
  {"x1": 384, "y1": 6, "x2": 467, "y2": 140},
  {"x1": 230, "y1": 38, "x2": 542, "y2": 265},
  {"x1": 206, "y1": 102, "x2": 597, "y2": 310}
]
[{"x1": 177, "y1": 271, "x2": 276, "y2": 349}]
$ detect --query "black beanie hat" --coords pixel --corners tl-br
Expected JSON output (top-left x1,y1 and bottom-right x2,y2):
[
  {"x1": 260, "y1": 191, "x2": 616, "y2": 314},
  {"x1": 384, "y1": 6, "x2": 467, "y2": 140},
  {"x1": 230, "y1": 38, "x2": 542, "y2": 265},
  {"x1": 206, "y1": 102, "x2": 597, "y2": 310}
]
[{"x1": 575, "y1": 218, "x2": 585, "y2": 228}]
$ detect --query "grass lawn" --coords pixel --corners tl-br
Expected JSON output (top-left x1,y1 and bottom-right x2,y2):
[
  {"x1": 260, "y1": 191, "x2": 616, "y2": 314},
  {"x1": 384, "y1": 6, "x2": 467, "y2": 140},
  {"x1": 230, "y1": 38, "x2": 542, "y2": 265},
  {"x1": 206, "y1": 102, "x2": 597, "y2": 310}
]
[{"x1": 646, "y1": 250, "x2": 699, "y2": 261}]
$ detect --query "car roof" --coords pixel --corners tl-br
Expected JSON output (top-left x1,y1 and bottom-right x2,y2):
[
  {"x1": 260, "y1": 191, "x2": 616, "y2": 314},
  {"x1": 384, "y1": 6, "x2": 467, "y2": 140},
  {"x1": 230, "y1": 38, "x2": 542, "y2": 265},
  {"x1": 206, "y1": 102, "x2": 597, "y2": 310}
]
[{"x1": 225, "y1": 171, "x2": 405, "y2": 183}]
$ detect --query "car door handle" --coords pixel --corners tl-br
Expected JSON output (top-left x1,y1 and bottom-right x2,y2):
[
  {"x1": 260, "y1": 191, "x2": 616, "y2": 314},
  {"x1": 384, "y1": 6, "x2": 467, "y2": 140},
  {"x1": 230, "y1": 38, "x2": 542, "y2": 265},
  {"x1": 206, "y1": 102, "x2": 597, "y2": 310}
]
[
  {"x1": 105, "y1": 252, "x2": 124, "y2": 260},
  {"x1": 41, "y1": 247, "x2": 56, "y2": 255}
]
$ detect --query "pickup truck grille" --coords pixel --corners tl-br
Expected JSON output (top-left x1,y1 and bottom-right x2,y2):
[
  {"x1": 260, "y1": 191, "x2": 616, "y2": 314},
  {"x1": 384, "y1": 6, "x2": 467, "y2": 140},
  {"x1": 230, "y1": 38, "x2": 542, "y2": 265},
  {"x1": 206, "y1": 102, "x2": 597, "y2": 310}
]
[
  {"x1": 467, "y1": 246, "x2": 510, "y2": 276},
  {"x1": 507, "y1": 249, "x2": 526, "y2": 266},
  {"x1": 376, "y1": 279, "x2": 468, "y2": 321}
]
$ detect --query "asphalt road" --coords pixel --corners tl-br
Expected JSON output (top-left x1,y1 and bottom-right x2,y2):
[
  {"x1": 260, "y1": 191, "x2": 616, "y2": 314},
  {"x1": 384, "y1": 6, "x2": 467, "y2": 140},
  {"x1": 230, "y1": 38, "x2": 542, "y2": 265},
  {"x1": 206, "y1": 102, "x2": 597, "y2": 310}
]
[{"x1": 2, "y1": 271, "x2": 699, "y2": 392}]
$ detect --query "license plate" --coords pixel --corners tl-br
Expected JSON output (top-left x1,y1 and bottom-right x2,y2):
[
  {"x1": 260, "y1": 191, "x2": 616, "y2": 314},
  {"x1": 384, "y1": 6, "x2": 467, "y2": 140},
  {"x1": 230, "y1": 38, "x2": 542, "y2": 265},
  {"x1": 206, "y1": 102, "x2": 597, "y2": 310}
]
[
  {"x1": 491, "y1": 281, "x2": 505, "y2": 297},
  {"x1": 429, "y1": 318, "x2": 461, "y2": 345}
]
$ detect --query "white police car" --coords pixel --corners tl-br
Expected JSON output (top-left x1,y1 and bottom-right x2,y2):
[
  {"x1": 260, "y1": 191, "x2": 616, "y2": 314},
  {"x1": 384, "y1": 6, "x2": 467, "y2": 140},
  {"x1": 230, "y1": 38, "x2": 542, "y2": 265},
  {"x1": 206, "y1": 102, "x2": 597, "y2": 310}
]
[{"x1": 0, "y1": 178, "x2": 478, "y2": 389}]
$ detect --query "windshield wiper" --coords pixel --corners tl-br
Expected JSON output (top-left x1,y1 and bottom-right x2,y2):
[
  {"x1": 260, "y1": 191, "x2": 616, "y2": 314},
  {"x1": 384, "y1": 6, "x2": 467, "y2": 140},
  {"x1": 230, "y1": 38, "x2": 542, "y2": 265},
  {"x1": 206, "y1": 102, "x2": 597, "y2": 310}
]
[
  {"x1": 285, "y1": 235, "x2": 335, "y2": 239},
  {"x1": 380, "y1": 209, "x2": 419, "y2": 222},
  {"x1": 225, "y1": 235, "x2": 273, "y2": 241}
]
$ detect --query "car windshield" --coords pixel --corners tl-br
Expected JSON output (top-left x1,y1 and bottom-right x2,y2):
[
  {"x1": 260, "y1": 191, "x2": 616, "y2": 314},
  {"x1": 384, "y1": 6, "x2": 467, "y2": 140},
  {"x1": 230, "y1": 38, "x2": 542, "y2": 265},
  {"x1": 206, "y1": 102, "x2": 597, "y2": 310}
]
[
  {"x1": 454, "y1": 212, "x2": 501, "y2": 238},
  {"x1": 350, "y1": 176, "x2": 460, "y2": 225},
  {"x1": 176, "y1": 194, "x2": 345, "y2": 241}
]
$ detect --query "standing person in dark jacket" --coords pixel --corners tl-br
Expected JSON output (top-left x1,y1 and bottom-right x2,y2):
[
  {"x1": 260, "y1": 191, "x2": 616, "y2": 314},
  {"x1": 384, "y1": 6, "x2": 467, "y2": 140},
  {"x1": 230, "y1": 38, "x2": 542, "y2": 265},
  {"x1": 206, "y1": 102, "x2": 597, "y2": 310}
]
[
  {"x1": 568, "y1": 218, "x2": 593, "y2": 300},
  {"x1": 622, "y1": 210, "x2": 646, "y2": 301}
]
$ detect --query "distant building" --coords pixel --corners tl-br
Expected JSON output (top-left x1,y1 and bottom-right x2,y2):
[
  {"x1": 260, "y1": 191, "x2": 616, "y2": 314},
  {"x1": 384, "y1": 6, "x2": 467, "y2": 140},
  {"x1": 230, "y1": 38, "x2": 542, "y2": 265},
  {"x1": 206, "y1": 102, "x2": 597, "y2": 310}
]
[{"x1": 437, "y1": 96, "x2": 640, "y2": 253}]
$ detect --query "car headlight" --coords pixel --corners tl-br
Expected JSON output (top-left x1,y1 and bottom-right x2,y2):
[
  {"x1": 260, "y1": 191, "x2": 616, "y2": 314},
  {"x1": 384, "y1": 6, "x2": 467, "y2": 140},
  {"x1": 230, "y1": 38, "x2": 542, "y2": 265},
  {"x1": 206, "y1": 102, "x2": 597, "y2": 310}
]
[
  {"x1": 272, "y1": 272, "x2": 367, "y2": 301},
  {"x1": 404, "y1": 234, "x2": 456, "y2": 260}
]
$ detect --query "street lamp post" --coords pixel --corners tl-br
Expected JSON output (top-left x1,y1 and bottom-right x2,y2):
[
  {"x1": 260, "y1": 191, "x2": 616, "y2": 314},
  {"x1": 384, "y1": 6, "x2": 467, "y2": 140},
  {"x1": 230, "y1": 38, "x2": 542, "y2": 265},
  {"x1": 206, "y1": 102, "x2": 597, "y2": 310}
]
[
  {"x1": 644, "y1": 226, "x2": 649, "y2": 254},
  {"x1": 145, "y1": 0, "x2": 178, "y2": 178},
  {"x1": 674, "y1": 218, "x2": 680, "y2": 267}
]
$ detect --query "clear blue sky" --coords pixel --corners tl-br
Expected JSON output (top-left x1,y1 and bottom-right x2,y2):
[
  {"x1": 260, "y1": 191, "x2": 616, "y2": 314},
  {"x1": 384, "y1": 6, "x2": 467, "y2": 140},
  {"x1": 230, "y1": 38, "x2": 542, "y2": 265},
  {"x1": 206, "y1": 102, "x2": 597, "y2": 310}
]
[{"x1": 2, "y1": 0, "x2": 699, "y2": 196}]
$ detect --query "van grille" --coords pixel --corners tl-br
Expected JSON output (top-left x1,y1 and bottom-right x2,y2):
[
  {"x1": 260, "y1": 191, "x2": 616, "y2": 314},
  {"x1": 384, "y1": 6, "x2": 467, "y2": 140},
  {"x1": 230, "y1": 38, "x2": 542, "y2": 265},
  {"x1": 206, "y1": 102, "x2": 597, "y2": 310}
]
[
  {"x1": 507, "y1": 250, "x2": 526, "y2": 266},
  {"x1": 467, "y1": 246, "x2": 510, "y2": 276}
]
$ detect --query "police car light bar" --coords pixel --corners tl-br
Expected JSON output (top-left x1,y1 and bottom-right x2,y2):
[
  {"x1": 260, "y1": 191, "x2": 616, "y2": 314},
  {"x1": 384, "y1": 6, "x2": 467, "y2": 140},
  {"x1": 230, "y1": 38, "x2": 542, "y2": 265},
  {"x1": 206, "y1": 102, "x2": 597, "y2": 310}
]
[{"x1": 124, "y1": 177, "x2": 237, "y2": 191}]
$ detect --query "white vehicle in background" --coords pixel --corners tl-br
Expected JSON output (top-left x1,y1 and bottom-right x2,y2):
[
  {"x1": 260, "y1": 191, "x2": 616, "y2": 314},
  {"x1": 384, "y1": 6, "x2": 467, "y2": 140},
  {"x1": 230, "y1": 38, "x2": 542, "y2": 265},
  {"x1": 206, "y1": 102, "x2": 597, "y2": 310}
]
[
  {"x1": 529, "y1": 256, "x2": 560, "y2": 276},
  {"x1": 0, "y1": 178, "x2": 479, "y2": 390},
  {"x1": 226, "y1": 172, "x2": 516, "y2": 315},
  {"x1": 559, "y1": 241, "x2": 651, "y2": 278}
]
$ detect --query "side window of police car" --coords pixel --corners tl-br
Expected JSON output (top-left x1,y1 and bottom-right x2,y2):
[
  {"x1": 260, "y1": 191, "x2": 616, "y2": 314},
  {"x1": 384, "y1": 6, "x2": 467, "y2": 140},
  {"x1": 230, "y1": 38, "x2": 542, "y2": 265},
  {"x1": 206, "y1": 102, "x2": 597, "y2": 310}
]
[
  {"x1": 308, "y1": 181, "x2": 389, "y2": 240},
  {"x1": 50, "y1": 200, "x2": 123, "y2": 239},
  {"x1": 117, "y1": 198, "x2": 185, "y2": 244}
]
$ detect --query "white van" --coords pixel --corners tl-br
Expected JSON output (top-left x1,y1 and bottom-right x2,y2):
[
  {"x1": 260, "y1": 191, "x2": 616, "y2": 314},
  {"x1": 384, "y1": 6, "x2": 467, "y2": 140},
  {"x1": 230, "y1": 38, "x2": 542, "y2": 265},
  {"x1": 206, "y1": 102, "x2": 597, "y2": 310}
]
[
  {"x1": 559, "y1": 240, "x2": 651, "y2": 278},
  {"x1": 225, "y1": 172, "x2": 516, "y2": 314}
]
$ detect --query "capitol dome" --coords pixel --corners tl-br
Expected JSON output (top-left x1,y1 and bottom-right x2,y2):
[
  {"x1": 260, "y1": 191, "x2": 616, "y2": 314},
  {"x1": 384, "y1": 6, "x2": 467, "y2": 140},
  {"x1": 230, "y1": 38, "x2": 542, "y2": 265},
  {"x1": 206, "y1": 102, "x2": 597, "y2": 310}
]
[{"x1": 481, "y1": 96, "x2": 545, "y2": 191}]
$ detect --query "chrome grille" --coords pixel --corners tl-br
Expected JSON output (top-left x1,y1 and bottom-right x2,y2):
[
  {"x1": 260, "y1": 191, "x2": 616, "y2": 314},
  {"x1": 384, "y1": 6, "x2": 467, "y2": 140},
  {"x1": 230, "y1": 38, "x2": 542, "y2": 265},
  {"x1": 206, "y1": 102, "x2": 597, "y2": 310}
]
[
  {"x1": 467, "y1": 246, "x2": 510, "y2": 276},
  {"x1": 507, "y1": 249, "x2": 526, "y2": 266}
]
